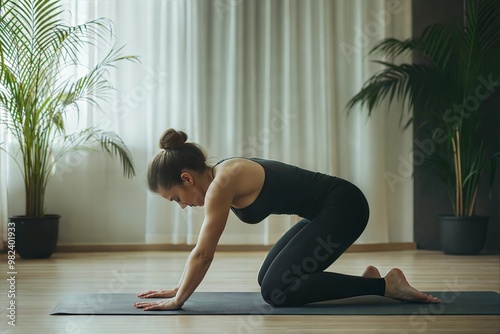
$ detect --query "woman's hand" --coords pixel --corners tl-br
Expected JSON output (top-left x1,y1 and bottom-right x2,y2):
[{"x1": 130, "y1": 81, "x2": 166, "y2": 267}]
[
  {"x1": 137, "y1": 288, "x2": 177, "y2": 299},
  {"x1": 134, "y1": 298, "x2": 182, "y2": 311}
]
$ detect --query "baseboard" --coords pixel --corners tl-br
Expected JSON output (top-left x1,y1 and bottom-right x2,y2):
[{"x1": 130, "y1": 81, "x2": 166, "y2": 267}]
[
  {"x1": 49, "y1": 242, "x2": 417, "y2": 253},
  {"x1": 348, "y1": 242, "x2": 417, "y2": 252}
]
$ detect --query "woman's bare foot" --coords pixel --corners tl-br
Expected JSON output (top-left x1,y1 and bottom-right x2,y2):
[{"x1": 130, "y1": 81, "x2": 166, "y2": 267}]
[
  {"x1": 384, "y1": 268, "x2": 441, "y2": 303},
  {"x1": 362, "y1": 265, "x2": 382, "y2": 278}
]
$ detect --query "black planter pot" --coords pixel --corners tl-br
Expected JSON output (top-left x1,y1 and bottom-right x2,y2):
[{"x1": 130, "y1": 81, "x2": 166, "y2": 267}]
[
  {"x1": 438, "y1": 215, "x2": 489, "y2": 255},
  {"x1": 9, "y1": 215, "x2": 60, "y2": 259}
]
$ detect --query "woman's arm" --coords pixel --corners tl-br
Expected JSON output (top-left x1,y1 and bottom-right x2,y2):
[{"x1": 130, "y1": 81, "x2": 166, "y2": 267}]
[{"x1": 134, "y1": 178, "x2": 234, "y2": 311}]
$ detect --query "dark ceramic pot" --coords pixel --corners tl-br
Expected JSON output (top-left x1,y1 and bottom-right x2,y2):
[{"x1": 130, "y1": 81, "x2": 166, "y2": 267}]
[
  {"x1": 9, "y1": 215, "x2": 60, "y2": 259},
  {"x1": 438, "y1": 215, "x2": 489, "y2": 255}
]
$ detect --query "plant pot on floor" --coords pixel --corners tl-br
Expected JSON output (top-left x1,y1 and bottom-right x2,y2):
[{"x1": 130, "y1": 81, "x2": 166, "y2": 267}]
[
  {"x1": 9, "y1": 215, "x2": 60, "y2": 259},
  {"x1": 438, "y1": 215, "x2": 489, "y2": 255}
]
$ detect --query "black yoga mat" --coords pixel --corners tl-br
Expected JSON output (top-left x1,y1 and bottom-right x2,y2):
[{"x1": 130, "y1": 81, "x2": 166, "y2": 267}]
[{"x1": 51, "y1": 291, "x2": 499, "y2": 316}]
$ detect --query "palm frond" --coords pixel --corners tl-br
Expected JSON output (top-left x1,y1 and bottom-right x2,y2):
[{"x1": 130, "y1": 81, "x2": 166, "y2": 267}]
[
  {"x1": 57, "y1": 46, "x2": 139, "y2": 111},
  {"x1": 53, "y1": 128, "x2": 135, "y2": 178},
  {"x1": 93, "y1": 130, "x2": 136, "y2": 178},
  {"x1": 346, "y1": 63, "x2": 453, "y2": 127},
  {"x1": 369, "y1": 37, "x2": 417, "y2": 58}
]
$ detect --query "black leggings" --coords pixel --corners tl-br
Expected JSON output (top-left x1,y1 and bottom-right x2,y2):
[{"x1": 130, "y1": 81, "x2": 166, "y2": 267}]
[{"x1": 258, "y1": 178, "x2": 385, "y2": 307}]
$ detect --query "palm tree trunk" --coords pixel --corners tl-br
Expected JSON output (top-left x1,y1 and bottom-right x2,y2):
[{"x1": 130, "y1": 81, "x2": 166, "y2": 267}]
[
  {"x1": 468, "y1": 184, "x2": 479, "y2": 217},
  {"x1": 24, "y1": 150, "x2": 44, "y2": 217},
  {"x1": 451, "y1": 128, "x2": 463, "y2": 217},
  {"x1": 456, "y1": 129, "x2": 463, "y2": 216}
]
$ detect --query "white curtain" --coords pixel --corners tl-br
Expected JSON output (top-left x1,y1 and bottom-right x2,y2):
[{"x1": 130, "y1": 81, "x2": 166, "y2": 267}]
[
  {"x1": 0, "y1": 121, "x2": 7, "y2": 249},
  {"x1": 1, "y1": 0, "x2": 413, "y2": 246}
]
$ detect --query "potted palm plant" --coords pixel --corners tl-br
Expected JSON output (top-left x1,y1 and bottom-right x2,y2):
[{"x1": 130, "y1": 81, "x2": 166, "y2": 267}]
[
  {"x1": 0, "y1": 0, "x2": 138, "y2": 258},
  {"x1": 346, "y1": 0, "x2": 500, "y2": 254}
]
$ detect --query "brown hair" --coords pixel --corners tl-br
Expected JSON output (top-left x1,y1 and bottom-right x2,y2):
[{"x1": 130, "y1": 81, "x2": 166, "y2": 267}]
[{"x1": 147, "y1": 128, "x2": 208, "y2": 192}]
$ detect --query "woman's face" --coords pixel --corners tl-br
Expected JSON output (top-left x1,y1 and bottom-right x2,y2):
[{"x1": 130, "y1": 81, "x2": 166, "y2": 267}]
[{"x1": 157, "y1": 173, "x2": 205, "y2": 208}]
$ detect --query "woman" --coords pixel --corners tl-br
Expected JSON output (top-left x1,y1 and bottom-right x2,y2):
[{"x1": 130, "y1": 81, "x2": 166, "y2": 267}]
[{"x1": 134, "y1": 129, "x2": 441, "y2": 311}]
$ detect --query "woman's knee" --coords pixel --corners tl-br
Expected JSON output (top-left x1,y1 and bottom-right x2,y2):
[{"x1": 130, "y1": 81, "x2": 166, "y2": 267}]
[
  {"x1": 260, "y1": 277, "x2": 300, "y2": 307},
  {"x1": 260, "y1": 284, "x2": 287, "y2": 307},
  {"x1": 261, "y1": 284, "x2": 304, "y2": 307}
]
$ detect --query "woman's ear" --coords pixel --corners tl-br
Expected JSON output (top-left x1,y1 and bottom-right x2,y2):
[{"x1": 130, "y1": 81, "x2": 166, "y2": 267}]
[{"x1": 180, "y1": 172, "x2": 194, "y2": 185}]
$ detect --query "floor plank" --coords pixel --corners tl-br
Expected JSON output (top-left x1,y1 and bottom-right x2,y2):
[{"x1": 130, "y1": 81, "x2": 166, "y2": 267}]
[{"x1": 0, "y1": 250, "x2": 498, "y2": 333}]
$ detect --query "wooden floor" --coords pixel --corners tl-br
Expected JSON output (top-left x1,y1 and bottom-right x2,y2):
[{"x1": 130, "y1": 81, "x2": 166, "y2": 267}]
[{"x1": 0, "y1": 250, "x2": 498, "y2": 333}]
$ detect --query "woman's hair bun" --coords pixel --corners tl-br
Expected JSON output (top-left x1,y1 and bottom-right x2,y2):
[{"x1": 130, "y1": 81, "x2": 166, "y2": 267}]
[{"x1": 159, "y1": 128, "x2": 188, "y2": 150}]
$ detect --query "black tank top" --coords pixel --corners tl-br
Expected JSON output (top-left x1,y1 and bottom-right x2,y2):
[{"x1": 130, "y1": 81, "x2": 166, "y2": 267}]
[{"x1": 212, "y1": 158, "x2": 339, "y2": 224}]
